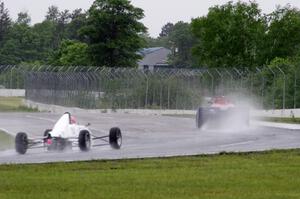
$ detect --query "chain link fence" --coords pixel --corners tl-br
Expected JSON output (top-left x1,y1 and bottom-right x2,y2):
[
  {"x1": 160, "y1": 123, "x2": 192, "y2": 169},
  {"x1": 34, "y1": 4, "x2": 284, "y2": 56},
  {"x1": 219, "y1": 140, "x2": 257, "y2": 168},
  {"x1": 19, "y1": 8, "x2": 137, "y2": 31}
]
[
  {"x1": 0, "y1": 65, "x2": 299, "y2": 110},
  {"x1": 0, "y1": 65, "x2": 24, "y2": 89}
]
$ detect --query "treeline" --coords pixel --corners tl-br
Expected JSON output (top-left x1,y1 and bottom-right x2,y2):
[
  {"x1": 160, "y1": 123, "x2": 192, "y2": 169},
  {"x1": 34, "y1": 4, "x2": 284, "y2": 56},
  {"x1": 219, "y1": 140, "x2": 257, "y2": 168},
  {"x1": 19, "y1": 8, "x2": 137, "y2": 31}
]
[
  {"x1": 0, "y1": 0, "x2": 146, "y2": 67},
  {"x1": 1, "y1": 0, "x2": 300, "y2": 70},
  {"x1": 146, "y1": 2, "x2": 300, "y2": 70}
]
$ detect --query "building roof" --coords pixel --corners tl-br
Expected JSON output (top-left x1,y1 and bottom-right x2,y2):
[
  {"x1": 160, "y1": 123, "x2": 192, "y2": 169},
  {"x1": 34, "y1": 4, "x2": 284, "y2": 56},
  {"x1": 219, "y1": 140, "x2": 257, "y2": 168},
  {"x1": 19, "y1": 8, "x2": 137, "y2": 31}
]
[{"x1": 138, "y1": 47, "x2": 171, "y2": 67}]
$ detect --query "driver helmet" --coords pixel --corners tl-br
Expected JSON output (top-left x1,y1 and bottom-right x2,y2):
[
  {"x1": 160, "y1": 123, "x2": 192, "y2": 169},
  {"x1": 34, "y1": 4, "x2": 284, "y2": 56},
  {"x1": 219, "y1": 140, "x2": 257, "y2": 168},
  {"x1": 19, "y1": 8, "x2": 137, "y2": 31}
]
[{"x1": 70, "y1": 116, "x2": 77, "y2": 124}]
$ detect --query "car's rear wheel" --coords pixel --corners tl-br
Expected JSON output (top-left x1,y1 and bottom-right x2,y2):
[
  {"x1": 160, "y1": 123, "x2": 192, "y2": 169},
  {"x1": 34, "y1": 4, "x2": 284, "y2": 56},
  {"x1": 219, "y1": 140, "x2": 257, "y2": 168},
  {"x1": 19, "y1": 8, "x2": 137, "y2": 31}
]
[
  {"x1": 109, "y1": 127, "x2": 122, "y2": 149},
  {"x1": 196, "y1": 108, "x2": 205, "y2": 129},
  {"x1": 15, "y1": 132, "x2": 28, "y2": 155},
  {"x1": 78, "y1": 130, "x2": 91, "y2": 152}
]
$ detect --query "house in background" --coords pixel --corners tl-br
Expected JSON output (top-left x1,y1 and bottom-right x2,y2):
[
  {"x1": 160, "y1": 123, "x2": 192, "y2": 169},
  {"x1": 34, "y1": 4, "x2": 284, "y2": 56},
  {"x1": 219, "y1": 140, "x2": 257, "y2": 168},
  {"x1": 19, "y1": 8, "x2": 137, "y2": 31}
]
[{"x1": 138, "y1": 47, "x2": 172, "y2": 70}]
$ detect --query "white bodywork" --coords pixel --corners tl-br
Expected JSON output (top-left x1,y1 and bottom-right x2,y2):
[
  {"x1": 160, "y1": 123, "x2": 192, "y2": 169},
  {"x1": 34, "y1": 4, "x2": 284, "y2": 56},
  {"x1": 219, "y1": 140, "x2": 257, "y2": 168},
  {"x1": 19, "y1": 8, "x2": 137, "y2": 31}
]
[{"x1": 49, "y1": 113, "x2": 90, "y2": 138}]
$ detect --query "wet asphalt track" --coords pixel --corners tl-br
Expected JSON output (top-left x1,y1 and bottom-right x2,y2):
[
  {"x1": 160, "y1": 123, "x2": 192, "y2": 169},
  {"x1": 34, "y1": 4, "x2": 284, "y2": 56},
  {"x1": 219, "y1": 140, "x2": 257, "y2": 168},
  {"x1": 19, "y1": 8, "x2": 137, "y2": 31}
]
[{"x1": 0, "y1": 112, "x2": 300, "y2": 164}]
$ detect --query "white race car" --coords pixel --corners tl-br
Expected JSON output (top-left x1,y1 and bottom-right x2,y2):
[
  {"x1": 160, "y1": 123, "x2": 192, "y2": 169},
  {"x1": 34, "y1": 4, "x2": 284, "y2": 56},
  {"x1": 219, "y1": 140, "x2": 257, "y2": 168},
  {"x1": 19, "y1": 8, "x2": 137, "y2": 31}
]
[{"x1": 15, "y1": 112, "x2": 122, "y2": 154}]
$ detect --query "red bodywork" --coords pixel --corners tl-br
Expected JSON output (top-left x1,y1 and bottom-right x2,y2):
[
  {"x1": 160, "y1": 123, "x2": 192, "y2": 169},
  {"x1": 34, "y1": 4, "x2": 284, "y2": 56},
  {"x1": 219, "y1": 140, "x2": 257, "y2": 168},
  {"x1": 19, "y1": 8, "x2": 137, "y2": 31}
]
[{"x1": 210, "y1": 96, "x2": 235, "y2": 109}]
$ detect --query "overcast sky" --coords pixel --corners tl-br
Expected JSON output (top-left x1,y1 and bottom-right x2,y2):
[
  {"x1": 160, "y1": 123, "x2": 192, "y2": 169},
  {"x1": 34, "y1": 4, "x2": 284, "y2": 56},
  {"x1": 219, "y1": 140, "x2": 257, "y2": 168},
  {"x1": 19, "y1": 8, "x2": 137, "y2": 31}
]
[{"x1": 2, "y1": 0, "x2": 300, "y2": 37}]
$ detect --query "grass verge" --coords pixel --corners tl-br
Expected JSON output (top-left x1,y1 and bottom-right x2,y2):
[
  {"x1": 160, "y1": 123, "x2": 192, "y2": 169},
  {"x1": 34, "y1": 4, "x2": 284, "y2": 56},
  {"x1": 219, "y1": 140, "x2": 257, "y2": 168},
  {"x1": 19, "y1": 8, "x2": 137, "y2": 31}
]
[
  {"x1": 0, "y1": 130, "x2": 13, "y2": 151},
  {"x1": 257, "y1": 117, "x2": 300, "y2": 124},
  {"x1": 0, "y1": 97, "x2": 37, "y2": 112},
  {"x1": 0, "y1": 149, "x2": 300, "y2": 198},
  {"x1": 162, "y1": 114, "x2": 195, "y2": 118}
]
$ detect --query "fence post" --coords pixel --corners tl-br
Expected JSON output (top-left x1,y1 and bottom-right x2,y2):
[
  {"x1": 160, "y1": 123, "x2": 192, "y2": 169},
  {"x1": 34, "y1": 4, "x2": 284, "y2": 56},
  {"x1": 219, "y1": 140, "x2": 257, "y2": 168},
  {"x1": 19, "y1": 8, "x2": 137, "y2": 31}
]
[
  {"x1": 267, "y1": 67, "x2": 276, "y2": 110},
  {"x1": 145, "y1": 75, "x2": 149, "y2": 109},
  {"x1": 256, "y1": 67, "x2": 265, "y2": 108},
  {"x1": 206, "y1": 70, "x2": 214, "y2": 96},
  {"x1": 294, "y1": 68, "x2": 297, "y2": 109},
  {"x1": 215, "y1": 68, "x2": 224, "y2": 95},
  {"x1": 276, "y1": 66, "x2": 285, "y2": 111}
]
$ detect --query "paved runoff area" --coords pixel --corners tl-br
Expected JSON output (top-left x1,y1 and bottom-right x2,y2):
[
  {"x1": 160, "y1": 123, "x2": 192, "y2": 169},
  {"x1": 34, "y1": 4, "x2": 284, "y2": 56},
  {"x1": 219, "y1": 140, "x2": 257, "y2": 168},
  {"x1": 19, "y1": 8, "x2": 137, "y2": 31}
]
[{"x1": 0, "y1": 112, "x2": 300, "y2": 164}]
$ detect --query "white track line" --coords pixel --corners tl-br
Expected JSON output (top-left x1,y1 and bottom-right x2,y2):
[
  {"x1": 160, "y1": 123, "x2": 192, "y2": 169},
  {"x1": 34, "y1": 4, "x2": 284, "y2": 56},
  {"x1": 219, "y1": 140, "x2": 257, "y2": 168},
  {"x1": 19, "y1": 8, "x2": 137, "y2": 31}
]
[
  {"x1": 25, "y1": 115, "x2": 56, "y2": 122},
  {"x1": 219, "y1": 140, "x2": 256, "y2": 148}
]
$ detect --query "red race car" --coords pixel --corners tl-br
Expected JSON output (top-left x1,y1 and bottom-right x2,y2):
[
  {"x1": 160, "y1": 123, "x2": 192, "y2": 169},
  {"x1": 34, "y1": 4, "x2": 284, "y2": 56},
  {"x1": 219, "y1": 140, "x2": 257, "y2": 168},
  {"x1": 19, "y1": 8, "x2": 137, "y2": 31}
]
[{"x1": 196, "y1": 96, "x2": 249, "y2": 129}]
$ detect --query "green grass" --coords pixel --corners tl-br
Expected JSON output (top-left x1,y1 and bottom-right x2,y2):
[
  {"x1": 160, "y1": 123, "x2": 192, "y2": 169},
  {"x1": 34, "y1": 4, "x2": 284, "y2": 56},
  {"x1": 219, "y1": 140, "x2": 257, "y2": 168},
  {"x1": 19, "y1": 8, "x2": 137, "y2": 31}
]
[
  {"x1": 258, "y1": 117, "x2": 300, "y2": 124},
  {"x1": 0, "y1": 131, "x2": 13, "y2": 151},
  {"x1": 1, "y1": 150, "x2": 300, "y2": 198},
  {"x1": 0, "y1": 97, "x2": 38, "y2": 112},
  {"x1": 162, "y1": 114, "x2": 195, "y2": 118}
]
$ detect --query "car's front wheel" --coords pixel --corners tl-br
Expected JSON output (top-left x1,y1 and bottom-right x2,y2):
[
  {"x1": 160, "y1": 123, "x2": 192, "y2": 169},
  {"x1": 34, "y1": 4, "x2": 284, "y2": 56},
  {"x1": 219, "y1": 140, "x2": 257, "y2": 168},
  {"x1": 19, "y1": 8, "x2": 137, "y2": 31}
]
[
  {"x1": 15, "y1": 132, "x2": 28, "y2": 155},
  {"x1": 109, "y1": 127, "x2": 122, "y2": 149},
  {"x1": 196, "y1": 108, "x2": 205, "y2": 129},
  {"x1": 78, "y1": 130, "x2": 91, "y2": 152}
]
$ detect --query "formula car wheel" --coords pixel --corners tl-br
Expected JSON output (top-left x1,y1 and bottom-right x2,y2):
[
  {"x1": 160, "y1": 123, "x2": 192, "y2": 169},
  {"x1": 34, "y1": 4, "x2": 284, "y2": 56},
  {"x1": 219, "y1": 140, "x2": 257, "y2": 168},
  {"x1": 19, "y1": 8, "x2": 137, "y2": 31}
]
[
  {"x1": 196, "y1": 108, "x2": 205, "y2": 129},
  {"x1": 78, "y1": 130, "x2": 91, "y2": 152},
  {"x1": 15, "y1": 132, "x2": 28, "y2": 155},
  {"x1": 109, "y1": 127, "x2": 122, "y2": 149}
]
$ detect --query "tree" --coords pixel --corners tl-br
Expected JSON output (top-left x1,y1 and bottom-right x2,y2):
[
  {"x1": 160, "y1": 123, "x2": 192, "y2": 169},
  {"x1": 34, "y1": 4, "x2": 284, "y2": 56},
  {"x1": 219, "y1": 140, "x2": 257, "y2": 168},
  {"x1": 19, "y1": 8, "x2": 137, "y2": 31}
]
[
  {"x1": 45, "y1": 6, "x2": 72, "y2": 50},
  {"x1": 168, "y1": 22, "x2": 196, "y2": 67},
  {"x1": 0, "y1": 26, "x2": 28, "y2": 64},
  {"x1": 50, "y1": 40, "x2": 90, "y2": 66},
  {"x1": 266, "y1": 5, "x2": 300, "y2": 63},
  {"x1": 159, "y1": 22, "x2": 174, "y2": 37},
  {"x1": 0, "y1": 1, "x2": 11, "y2": 46},
  {"x1": 16, "y1": 12, "x2": 31, "y2": 25},
  {"x1": 191, "y1": 1, "x2": 267, "y2": 68},
  {"x1": 31, "y1": 21, "x2": 57, "y2": 62},
  {"x1": 81, "y1": 0, "x2": 147, "y2": 67},
  {"x1": 45, "y1": 5, "x2": 59, "y2": 22},
  {"x1": 141, "y1": 33, "x2": 168, "y2": 48},
  {"x1": 66, "y1": 9, "x2": 87, "y2": 41}
]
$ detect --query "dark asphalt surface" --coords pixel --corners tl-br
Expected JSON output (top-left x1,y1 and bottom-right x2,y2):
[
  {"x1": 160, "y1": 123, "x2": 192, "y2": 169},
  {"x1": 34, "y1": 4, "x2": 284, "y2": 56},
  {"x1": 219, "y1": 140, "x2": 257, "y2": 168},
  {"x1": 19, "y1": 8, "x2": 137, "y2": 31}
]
[{"x1": 0, "y1": 112, "x2": 299, "y2": 164}]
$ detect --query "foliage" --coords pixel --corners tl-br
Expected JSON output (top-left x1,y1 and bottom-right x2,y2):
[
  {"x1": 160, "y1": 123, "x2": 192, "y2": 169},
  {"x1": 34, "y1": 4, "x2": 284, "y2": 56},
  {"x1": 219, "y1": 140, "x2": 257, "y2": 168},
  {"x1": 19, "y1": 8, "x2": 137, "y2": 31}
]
[
  {"x1": 1, "y1": 1, "x2": 300, "y2": 69},
  {"x1": 0, "y1": 3, "x2": 89, "y2": 65},
  {"x1": 143, "y1": 33, "x2": 169, "y2": 49},
  {"x1": 16, "y1": 12, "x2": 31, "y2": 25},
  {"x1": 1, "y1": 22, "x2": 40, "y2": 64},
  {"x1": 80, "y1": 0, "x2": 147, "y2": 67},
  {"x1": 262, "y1": 56, "x2": 300, "y2": 109},
  {"x1": 66, "y1": 9, "x2": 87, "y2": 41},
  {"x1": 265, "y1": 5, "x2": 300, "y2": 63},
  {"x1": 0, "y1": 1, "x2": 11, "y2": 46},
  {"x1": 159, "y1": 22, "x2": 174, "y2": 37},
  {"x1": 145, "y1": 21, "x2": 196, "y2": 68},
  {"x1": 168, "y1": 22, "x2": 196, "y2": 67},
  {"x1": 191, "y1": 1, "x2": 267, "y2": 68},
  {"x1": 51, "y1": 40, "x2": 90, "y2": 66},
  {"x1": 45, "y1": 5, "x2": 60, "y2": 22}
]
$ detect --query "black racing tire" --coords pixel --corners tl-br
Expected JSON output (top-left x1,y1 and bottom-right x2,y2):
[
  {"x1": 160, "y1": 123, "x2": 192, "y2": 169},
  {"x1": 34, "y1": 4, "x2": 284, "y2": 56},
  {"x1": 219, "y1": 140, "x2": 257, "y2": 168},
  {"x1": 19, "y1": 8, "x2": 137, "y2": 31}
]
[
  {"x1": 196, "y1": 108, "x2": 205, "y2": 129},
  {"x1": 15, "y1": 132, "x2": 28, "y2": 155},
  {"x1": 109, "y1": 127, "x2": 122, "y2": 149},
  {"x1": 78, "y1": 130, "x2": 91, "y2": 152}
]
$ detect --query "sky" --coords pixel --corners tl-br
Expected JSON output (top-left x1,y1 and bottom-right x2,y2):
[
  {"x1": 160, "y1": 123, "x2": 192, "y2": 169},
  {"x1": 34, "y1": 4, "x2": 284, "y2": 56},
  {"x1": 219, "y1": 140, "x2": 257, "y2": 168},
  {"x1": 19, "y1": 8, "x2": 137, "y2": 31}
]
[{"x1": 2, "y1": 0, "x2": 300, "y2": 37}]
